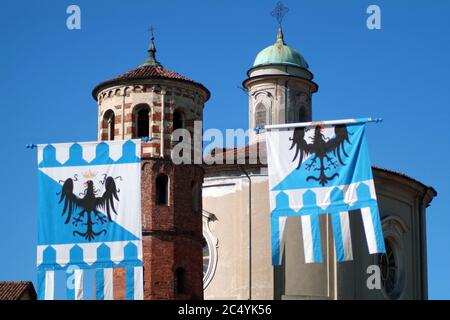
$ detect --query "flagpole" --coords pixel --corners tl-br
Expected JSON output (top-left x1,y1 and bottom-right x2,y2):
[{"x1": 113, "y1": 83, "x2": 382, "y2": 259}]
[
  {"x1": 263, "y1": 117, "x2": 382, "y2": 131},
  {"x1": 25, "y1": 137, "x2": 153, "y2": 149}
]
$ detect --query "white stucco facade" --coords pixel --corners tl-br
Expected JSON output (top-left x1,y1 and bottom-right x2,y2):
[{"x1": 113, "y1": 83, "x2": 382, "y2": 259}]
[{"x1": 201, "y1": 27, "x2": 436, "y2": 300}]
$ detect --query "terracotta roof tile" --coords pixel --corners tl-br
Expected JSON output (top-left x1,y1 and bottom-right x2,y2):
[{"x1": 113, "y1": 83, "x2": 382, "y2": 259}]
[
  {"x1": 0, "y1": 281, "x2": 36, "y2": 300},
  {"x1": 111, "y1": 65, "x2": 194, "y2": 82},
  {"x1": 93, "y1": 65, "x2": 210, "y2": 100},
  {"x1": 205, "y1": 143, "x2": 267, "y2": 164}
]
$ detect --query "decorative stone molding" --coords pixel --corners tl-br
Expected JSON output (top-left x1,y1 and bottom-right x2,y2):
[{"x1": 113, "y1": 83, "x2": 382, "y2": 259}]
[{"x1": 202, "y1": 210, "x2": 218, "y2": 289}]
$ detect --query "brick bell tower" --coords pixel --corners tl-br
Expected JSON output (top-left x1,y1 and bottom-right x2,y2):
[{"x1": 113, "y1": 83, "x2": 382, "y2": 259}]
[{"x1": 92, "y1": 33, "x2": 210, "y2": 299}]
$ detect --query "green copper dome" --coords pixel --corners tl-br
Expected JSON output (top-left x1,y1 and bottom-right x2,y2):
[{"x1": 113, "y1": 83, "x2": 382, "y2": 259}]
[{"x1": 253, "y1": 28, "x2": 309, "y2": 69}]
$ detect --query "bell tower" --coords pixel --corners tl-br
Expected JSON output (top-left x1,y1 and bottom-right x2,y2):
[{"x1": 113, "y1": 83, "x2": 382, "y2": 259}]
[
  {"x1": 92, "y1": 32, "x2": 210, "y2": 299},
  {"x1": 243, "y1": 26, "x2": 318, "y2": 144}
]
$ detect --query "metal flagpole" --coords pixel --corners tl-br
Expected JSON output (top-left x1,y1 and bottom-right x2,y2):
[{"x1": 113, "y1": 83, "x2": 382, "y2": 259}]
[
  {"x1": 263, "y1": 117, "x2": 382, "y2": 131},
  {"x1": 25, "y1": 137, "x2": 153, "y2": 149}
]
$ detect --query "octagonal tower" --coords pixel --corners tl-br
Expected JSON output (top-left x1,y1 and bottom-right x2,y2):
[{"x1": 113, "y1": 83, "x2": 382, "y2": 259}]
[{"x1": 92, "y1": 34, "x2": 210, "y2": 299}]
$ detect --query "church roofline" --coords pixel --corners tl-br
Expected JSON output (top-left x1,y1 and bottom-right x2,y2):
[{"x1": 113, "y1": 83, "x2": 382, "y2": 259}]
[
  {"x1": 92, "y1": 66, "x2": 210, "y2": 102},
  {"x1": 202, "y1": 144, "x2": 437, "y2": 207},
  {"x1": 92, "y1": 31, "x2": 210, "y2": 101},
  {"x1": 372, "y1": 166, "x2": 437, "y2": 206}
]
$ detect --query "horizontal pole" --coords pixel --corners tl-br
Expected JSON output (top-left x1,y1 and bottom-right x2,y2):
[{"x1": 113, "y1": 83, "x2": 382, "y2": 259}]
[
  {"x1": 264, "y1": 117, "x2": 382, "y2": 131},
  {"x1": 25, "y1": 137, "x2": 153, "y2": 149}
]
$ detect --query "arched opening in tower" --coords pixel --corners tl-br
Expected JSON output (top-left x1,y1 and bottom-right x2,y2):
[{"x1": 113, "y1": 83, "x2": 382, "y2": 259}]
[
  {"x1": 135, "y1": 105, "x2": 151, "y2": 138},
  {"x1": 103, "y1": 109, "x2": 115, "y2": 141},
  {"x1": 156, "y1": 174, "x2": 169, "y2": 206}
]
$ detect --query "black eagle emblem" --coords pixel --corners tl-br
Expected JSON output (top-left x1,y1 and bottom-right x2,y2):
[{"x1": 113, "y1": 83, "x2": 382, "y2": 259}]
[
  {"x1": 58, "y1": 175, "x2": 119, "y2": 241},
  {"x1": 289, "y1": 125, "x2": 351, "y2": 186}
]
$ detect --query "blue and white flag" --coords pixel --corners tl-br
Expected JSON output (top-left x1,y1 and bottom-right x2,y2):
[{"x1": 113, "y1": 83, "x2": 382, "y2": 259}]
[
  {"x1": 266, "y1": 118, "x2": 385, "y2": 266},
  {"x1": 36, "y1": 139, "x2": 143, "y2": 300}
]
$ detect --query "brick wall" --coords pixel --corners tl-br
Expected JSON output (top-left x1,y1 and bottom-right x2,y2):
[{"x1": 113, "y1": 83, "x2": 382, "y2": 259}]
[{"x1": 141, "y1": 159, "x2": 204, "y2": 299}]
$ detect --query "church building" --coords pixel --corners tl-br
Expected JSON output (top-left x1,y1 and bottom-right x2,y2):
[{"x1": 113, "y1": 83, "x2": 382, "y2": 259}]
[
  {"x1": 201, "y1": 26, "x2": 436, "y2": 299},
  {"x1": 92, "y1": 23, "x2": 436, "y2": 299}
]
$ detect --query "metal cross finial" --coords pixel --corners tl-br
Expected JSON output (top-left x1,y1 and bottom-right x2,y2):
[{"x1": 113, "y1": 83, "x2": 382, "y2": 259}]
[
  {"x1": 149, "y1": 26, "x2": 155, "y2": 39},
  {"x1": 271, "y1": 1, "x2": 289, "y2": 26},
  {"x1": 142, "y1": 25, "x2": 161, "y2": 66}
]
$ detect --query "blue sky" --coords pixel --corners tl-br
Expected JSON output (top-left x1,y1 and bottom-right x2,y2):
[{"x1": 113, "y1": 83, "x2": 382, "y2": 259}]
[{"x1": 0, "y1": 0, "x2": 449, "y2": 299}]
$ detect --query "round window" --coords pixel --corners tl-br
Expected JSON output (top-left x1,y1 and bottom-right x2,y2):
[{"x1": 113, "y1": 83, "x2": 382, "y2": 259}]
[
  {"x1": 202, "y1": 212, "x2": 218, "y2": 289},
  {"x1": 378, "y1": 239, "x2": 401, "y2": 299}
]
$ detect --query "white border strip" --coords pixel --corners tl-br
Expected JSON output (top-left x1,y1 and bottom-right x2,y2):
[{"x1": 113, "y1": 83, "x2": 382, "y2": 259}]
[
  {"x1": 44, "y1": 270, "x2": 54, "y2": 300},
  {"x1": 340, "y1": 211, "x2": 353, "y2": 261},
  {"x1": 134, "y1": 266, "x2": 144, "y2": 300},
  {"x1": 301, "y1": 215, "x2": 314, "y2": 263},
  {"x1": 361, "y1": 207, "x2": 378, "y2": 254},
  {"x1": 74, "y1": 269, "x2": 84, "y2": 300},
  {"x1": 104, "y1": 268, "x2": 114, "y2": 300}
]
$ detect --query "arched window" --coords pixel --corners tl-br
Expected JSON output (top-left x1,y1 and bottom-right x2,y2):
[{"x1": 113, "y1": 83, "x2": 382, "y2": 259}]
[
  {"x1": 103, "y1": 110, "x2": 115, "y2": 141},
  {"x1": 156, "y1": 174, "x2": 169, "y2": 205},
  {"x1": 135, "y1": 105, "x2": 150, "y2": 138},
  {"x1": 191, "y1": 181, "x2": 200, "y2": 213},
  {"x1": 172, "y1": 111, "x2": 184, "y2": 144},
  {"x1": 175, "y1": 267, "x2": 186, "y2": 294},
  {"x1": 173, "y1": 111, "x2": 184, "y2": 131},
  {"x1": 255, "y1": 103, "x2": 267, "y2": 128},
  {"x1": 288, "y1": 92, "x2": 310, "y2": 122}
]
